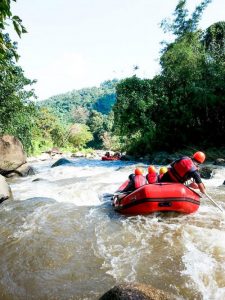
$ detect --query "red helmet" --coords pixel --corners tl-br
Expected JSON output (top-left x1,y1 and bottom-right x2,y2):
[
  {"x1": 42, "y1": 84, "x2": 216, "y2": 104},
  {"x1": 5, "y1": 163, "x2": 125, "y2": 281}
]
[
  {"x1": 135, "y1": 168, "x2": 143, "y2": 175},
  {"x1": 193, "y1": 151, "x2": 206, "y2": 164},
  {"x1": 148, "y1": 165, "x2": 156, "y2": 173}
]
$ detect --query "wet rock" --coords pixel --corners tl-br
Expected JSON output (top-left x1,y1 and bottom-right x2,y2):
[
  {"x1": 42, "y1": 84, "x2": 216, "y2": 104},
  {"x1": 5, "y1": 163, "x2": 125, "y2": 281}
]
[
  {"x1": 199, "y1": 166, "x2": 214, "y2": 179},
  {"x1": 38, "y1": 153, "x2": 52, "y2": 161},
  {"x1": 71, "y1": 151, "x2": 85, "y2": 158},
  {"x1": 51, "y1": 157, "x2": 72, "y2": 168},
  {"x1": 45, "y1": 147, "x2": 63, "y2": 156},
  {"x1": 4, "y1": 163, "x2": 35, "y2": 178},
  {"x1": 0, "y1": 174, "x2": 13, "y2": 203},
  {"x1": 214, "y1": 158, "x2": 225, "y2": 166},
  {"x1": 0, "y1": 135, "x2": 26, "y2": 174},
  {"x1": 150, "y1": 152, "x2": 174, "y2": 165},
  {"x1": 32, "y1": 178, "x2": 47, "y2": 182},
  {"x1": 120, "y1": 155, "x2": 135, "y2": 161},
  {"x1": 15, "y1": 163, "x2": 35, "y2": 177},
  {"x1": 99, "y1": 283, "x2": 175, "y2": 300}
]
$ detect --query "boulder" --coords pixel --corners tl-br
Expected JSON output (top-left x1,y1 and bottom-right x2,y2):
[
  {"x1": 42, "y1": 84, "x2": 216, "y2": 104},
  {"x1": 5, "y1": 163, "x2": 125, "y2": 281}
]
[
  {"x1": 199, "y1": 166, "x2": 214, "y2": 179},
  {"x1": 71, "y1": 151, "x2": 85, "y2": 158},
  {"x1": 45, "y1": 147, "x2": 63, "y2": 156},
  {"x1": 15, "y1": 163, "x2": 35, "y2": 177},
  {"x1": 0, "y1": 135, "x2": 26, "y2": 173},
  {"x1": 99, "y1": 283, "x2": 175, "y2": 300},
  {"x1": 120, "y1": 155, "x2": 135, "y2": 161},
  {"x1": 0, "y1": 174, "x2": 13, "y2": 203},
  {"x1": 51, "y1": 157, "x2": 73, "y2": 168},
  {"x1": 38, "y1": 153, "x2": 52, "y2": 161},
  {"x1": 214, "y1": 158, "x2": 225, "y2": 166}
]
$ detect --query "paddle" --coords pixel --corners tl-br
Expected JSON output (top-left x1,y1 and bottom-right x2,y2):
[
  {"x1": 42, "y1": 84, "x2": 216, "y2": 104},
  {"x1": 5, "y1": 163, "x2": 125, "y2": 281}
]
[{"x1": 205, "y1": 192, "x2": 224, "y2": 213}]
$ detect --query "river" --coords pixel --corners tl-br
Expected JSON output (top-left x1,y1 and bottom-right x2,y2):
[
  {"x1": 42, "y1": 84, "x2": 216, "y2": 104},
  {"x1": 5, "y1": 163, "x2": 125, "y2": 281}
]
[{"x1": 0, "y1": 158, "x2": 225, "y2": 300}]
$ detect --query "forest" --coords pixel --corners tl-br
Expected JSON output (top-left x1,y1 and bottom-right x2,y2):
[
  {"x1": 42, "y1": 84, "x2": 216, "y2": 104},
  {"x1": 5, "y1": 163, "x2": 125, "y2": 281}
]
[{"x1": 1, "y1": 0, "x2": 225, "y2": 156}]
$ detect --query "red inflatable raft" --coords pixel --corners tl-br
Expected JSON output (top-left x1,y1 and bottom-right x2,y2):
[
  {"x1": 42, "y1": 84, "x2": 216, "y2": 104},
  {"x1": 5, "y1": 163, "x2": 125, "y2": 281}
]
[
  {"x1": 102, "y1": 156, "x2": 120, "y2": 161},
  {"x1": 113, "y1": 182, "x2": 201, "y2": 215}
]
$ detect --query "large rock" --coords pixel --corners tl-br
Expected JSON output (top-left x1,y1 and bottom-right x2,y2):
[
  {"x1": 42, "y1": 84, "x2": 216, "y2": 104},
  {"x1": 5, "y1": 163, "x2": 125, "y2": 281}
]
[
  {"x1": 51, "y1": 157, "x2": 73, "y2": 168},
  {"x1": 199, "y1": 166, "x2": 214, "y2": 179},
  {"x1": 99, "y1": 283, "x2": 175, "y2": 300},
  {"x1": 0, "y1": 135, "x2": 26, "y2": 173},
  {"x1": 0, "y1": 174, "x2": 13, "y2": 203},
  {"x1": 5, "y1": 163, "x2": 36, "y2": 178}
]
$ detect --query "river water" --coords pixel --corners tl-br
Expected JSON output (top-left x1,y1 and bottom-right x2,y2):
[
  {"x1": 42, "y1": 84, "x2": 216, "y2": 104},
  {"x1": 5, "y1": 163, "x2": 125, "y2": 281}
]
[{"x1": 0, "y1": 158, "x2": 225, "y2": 300}]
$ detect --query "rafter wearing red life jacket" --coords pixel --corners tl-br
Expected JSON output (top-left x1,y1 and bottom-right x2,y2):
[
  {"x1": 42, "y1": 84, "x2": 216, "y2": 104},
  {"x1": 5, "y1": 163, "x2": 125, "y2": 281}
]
[
  {"x1": 168, "y1": 156, "x2": 197, "y2": 183},
  {"x1": 146, "y1": 173, "x2": 158, "y2": 184},
  {"x1": 134, "y1": 175, "x2": 147, "y2": 189}
]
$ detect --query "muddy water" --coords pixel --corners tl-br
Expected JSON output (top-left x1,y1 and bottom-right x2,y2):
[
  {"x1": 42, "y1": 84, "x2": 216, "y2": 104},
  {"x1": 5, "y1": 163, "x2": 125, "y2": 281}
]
[{"x1": 0, "y1": 158, "x2": 225, "y2": 300}]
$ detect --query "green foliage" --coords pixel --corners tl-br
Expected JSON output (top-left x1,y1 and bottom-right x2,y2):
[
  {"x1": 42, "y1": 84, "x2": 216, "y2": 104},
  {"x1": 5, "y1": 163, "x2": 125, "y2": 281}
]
[
  {"x1": 161, "y1": 0, "x2": 212, "y2": 37},
  {"x1": 113, "y1": 76, "x2": 156, "y2": 153},
  {"x1": 0, "y1": 0, "x2": 27, "y2": 60},
  {"x1": 112, "y1": 1, "x2": 225, "y2": 155},
  {"x1": 203, "y1": 21, "x2": 225, "y2": 60},
  {"x1": 0, "y1": 35, "x2": 37, "y2": 152},
  {"x1": 31, "y1": 107, "x2": 67, "y2": 153},
  {"x1": 39, "y1": 79, "x2": 118, "y2": 124},
  {"x1": 68, "y1": 123, "x2": 93, "y2": 149}
]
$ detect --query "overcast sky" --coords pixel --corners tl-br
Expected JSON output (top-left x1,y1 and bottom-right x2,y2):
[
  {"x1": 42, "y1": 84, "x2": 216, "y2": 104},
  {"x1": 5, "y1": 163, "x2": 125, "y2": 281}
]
[{"x1": 10, "y1": 0, "x2": 225, "y2": 100}]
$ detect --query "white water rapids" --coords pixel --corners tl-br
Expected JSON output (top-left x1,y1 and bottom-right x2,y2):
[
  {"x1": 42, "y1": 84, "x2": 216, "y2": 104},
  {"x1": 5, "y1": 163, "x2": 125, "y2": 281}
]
[{"x1": 0, "y1": 158, "x2": 225, "y2": 300}]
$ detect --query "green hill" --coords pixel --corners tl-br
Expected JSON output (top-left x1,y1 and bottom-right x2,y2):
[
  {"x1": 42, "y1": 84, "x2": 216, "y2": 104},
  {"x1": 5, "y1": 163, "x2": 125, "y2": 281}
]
[{"x1": 39, "y1": 79, "x2": 118, "y2": 124}]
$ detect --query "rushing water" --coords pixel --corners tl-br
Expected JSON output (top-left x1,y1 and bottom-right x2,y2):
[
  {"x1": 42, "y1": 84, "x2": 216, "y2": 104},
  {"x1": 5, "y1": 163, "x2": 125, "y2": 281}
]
[{"x1": 0, "y1": 158, "x2": 225, "y2": 300}]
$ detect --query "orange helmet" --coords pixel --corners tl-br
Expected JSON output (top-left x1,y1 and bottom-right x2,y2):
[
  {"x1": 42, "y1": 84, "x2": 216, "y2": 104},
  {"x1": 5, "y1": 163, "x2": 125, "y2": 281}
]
[
  {"x1": 135, "y1": 168, "x2": 143, "y2": 175},
  {"x1": 159, "y1": 166, "x2": 168, "y2": 175},
  {"x1": 148, "y1": 165, "x2": 156, "y2": 173},
  {"x1": 193, "y1": 151, "x2": 206, "y2": 164}
]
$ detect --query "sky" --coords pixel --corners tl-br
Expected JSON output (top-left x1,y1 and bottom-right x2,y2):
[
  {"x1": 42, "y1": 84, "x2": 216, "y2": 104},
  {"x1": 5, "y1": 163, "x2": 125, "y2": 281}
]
[{"x1": 10, "y1": 0, "x2": 225, "y2": 100}]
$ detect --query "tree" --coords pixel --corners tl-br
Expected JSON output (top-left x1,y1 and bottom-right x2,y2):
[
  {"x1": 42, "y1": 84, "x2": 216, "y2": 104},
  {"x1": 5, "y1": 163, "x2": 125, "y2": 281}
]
[
  {"x1": 68, "y1": 123, "x2": 93, "y2": 149},
  {"x1": 203, "y1": 21, "x2": 225, "y2": 60},
  {"x1": 161, "y1": 0, "x2": 212, "y2": 37},
  {"x1": 0, "y1": 35, "x2": 37, "y2": 152},
  {"x1": 113, "y1": 76, "x2": 157, "y2": 154},
  {"x1": 0, "y1": 0, "x2": 27, "y2": 60}
]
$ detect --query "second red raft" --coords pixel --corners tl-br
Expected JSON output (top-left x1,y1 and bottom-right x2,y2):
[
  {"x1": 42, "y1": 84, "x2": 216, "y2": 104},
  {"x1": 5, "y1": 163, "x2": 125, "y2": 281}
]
[{"x1": 113, "y1": 182, "x2": 201, "y2": 215}]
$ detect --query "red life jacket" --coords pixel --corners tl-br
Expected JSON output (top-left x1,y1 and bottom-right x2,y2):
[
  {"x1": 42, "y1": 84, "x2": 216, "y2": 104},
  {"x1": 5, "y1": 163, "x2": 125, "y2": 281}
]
[
  {"x1": 168, "y1": 156, "x2": 197, "y2": 183},
  {"x1": 146, "y1": 173, "x2": 158, "y2": 184},
  {"x1": 134, "y1": 175, "x2": 147, "y2": 189}
]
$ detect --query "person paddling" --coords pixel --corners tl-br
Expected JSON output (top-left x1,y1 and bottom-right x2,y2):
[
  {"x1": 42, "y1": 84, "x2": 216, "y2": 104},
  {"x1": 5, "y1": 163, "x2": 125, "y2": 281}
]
[
  {"x1": 146, "y1": 165, "x2": 158, "y2": 184},
  {"x1": 158, "y1": 166, "x2": 168, "y2": 181},
  {"x1": 121, "y1": 168, "x2": 147, "y2": 193},
  {"x1": 159, "y1": 151, "x2": 206, "y2": 194}
]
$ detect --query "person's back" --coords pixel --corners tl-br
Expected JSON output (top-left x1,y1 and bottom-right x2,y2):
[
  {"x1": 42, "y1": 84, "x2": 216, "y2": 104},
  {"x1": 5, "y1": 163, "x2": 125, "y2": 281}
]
[
  {"x1": 146, "y1": 165, "x2": 158, "y2": 184},
  {"x1": 121, "y1": 168, "x2": 146, "y2": 192},
  {"x1": 158, "y1": 166, "x2": 168, "y2": 181},
  {"x1": 160, "y1": 151, "x2": 206, "y2": 194}
]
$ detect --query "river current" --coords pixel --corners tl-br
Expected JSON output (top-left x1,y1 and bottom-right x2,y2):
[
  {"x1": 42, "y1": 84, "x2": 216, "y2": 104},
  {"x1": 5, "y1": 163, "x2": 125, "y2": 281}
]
[{"x1": 0, "y1": 158, "x2": 225, "y2": 300}]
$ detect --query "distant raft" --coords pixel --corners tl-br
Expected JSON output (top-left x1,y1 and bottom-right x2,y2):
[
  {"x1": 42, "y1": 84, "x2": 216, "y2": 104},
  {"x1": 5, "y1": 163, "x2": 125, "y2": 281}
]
[
  {"x1": 113, "y1": 182, "x2": 201, "y2": 215},
  {"x1": 101, "y1": 156, "x2": 120, "y2": 161}
]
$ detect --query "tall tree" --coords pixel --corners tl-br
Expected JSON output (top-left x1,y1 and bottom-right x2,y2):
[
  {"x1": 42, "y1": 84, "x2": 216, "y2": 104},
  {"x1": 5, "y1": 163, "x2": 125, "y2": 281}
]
[{"x1": 0, "y1": 0, "x2": 27, "y2": 60}]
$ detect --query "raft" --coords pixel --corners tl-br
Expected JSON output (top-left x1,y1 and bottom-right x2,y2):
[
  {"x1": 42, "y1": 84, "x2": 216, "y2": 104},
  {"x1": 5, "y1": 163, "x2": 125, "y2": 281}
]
[
  {"x1": 113, "y1": 182, "x2": 201, "y2": 215},
  {"x1": 101, "y1": 156, "x2": 120, "y2": 161}
]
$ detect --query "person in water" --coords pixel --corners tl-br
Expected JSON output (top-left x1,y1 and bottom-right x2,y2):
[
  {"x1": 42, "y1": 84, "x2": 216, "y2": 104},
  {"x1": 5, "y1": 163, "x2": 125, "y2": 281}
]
[
  {"x1": 159, "y1": 151, "x2": 206, "y2": 194},
  {"x1": 146, "y1": 165, "x2": 158, "y2": 184},
  {"x1": 121, "y1": 167, "x2": 147, "y2": 193}
]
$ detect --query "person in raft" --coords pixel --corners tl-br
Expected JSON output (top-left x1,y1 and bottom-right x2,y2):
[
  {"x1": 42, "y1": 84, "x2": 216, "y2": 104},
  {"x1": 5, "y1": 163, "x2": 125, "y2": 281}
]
[
  {"x1": 159, "y1": 151, "x2": 206, "y2": 194},
  {"x1": 121, "y1": 167, "x2": 147, "y2": 193},
  {"x1": 158, "y1": 166, "x2": 168, "y2": 181},
  {"x1": 146, "y1": 165, "x2": 158, "y2": 183},
  {"x1": 105, "y1": 151, "x2": 110, "y2": 157}
]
